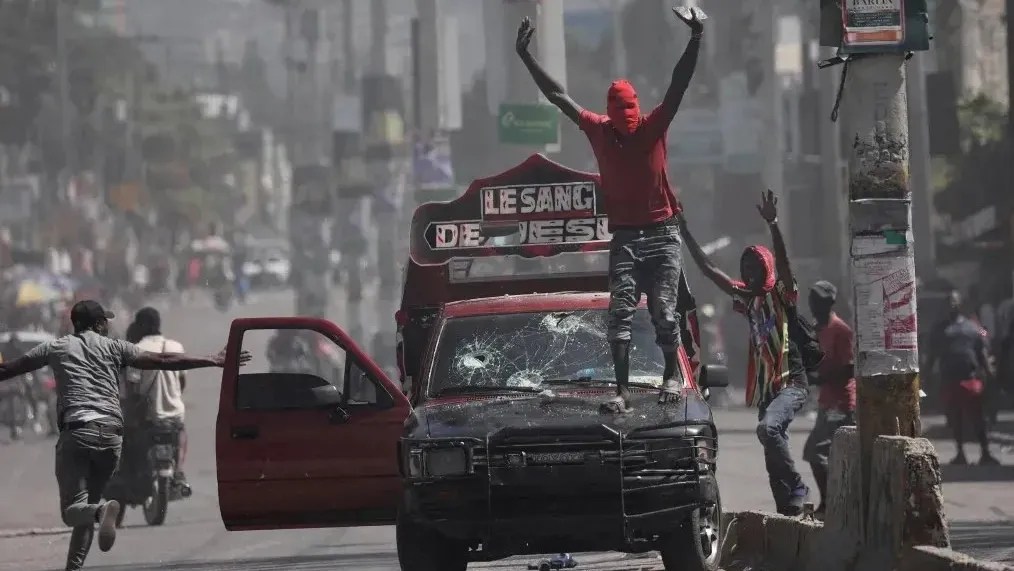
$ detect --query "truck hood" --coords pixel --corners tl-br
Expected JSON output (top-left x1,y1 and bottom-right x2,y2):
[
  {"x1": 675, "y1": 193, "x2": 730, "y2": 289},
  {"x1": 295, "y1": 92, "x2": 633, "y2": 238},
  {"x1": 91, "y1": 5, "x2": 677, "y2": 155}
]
[{"x1": 410, "y1": 388, "x2": 714, "y2": 440}]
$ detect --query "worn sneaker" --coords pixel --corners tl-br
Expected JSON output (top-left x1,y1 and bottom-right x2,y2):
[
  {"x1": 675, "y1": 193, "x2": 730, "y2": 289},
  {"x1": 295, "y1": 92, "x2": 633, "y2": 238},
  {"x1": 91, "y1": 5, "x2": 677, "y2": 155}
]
[
  {"x1": 97, "y1": 500, "x2": 120, "y2": 552},
  {"x1": 781, "y1": 485, "x2": 809, "y2": 516},
  {"x1": 600, "y1": 395, "x2": 633, "y2": 414}
]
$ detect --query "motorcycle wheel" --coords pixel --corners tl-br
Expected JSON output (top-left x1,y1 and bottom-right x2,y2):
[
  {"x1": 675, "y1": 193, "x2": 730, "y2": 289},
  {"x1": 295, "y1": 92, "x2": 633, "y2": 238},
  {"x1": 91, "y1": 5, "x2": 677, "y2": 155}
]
[{"x1": 143, "y1": 476, "x2": 169, "y2": 526}]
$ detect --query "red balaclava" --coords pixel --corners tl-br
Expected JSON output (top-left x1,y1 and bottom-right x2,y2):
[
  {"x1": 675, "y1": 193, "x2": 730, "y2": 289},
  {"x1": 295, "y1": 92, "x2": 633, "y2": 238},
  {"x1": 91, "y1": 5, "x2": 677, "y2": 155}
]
[
  {"x1": 734, "y1": 245, "x2": 777, "y2": 295},
  {"x1": 607, "y1": 79, "x2": 641, "y2": 135}
]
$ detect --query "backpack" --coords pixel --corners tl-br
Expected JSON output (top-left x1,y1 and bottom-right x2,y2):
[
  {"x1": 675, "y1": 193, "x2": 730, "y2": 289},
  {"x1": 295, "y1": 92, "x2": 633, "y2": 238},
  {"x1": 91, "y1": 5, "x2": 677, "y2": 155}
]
[{"x1": 786, "y1": 304, "x2": 825, "y2": 375}]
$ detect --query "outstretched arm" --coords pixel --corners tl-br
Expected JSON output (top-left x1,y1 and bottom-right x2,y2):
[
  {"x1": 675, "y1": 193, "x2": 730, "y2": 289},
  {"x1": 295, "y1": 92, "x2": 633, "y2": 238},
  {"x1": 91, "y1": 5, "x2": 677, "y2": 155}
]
[
  {"x1": 677, "y1": 212, "x2": 748, "y2": 297},
  {"x1": 0, "y1": 343, "x2": 49, "y2": 382},
  {"x1": 0, "y1": 356, "x2": 44, "y2": 382},
  {"x1": 647, "y1": 8, "x2": 704, "y2": 132},
  {"x1": 515, "y1": 17, "x2": 583, "y2": 125},
  {"x1": 128, "y1": 349, "x2": 251, "y2": 371},
  {"x1": 757, "y1": 190, "x2": 794, "y2": 290}
]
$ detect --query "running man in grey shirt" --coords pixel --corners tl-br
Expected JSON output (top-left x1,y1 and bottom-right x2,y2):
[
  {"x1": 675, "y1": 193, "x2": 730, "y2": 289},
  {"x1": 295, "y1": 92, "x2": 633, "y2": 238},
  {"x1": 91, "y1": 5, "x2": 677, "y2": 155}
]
[{"x1": 0, "y1": 300, "x2": 250, "y2": 571}]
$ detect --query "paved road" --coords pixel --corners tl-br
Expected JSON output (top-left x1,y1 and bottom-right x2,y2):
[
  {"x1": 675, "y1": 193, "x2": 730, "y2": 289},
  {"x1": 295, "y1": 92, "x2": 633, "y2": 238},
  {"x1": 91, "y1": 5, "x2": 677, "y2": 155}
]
[{"x1": 1, "y1": 288, "x2": 1012, "y2": 570}]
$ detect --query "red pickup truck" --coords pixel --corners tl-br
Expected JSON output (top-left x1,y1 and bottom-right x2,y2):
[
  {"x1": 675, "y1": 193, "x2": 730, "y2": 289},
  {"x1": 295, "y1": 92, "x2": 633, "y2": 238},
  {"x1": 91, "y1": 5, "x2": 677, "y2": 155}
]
[{"x1": 214, "y1": 154, "x2": 729, "y2": 571}]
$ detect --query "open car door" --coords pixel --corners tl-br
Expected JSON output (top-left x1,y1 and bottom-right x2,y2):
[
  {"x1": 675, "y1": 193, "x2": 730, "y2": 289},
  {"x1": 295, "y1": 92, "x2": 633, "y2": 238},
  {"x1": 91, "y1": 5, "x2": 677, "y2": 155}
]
[{"x1": 216, "y1": 317, "x2": 411, "y2": 530}]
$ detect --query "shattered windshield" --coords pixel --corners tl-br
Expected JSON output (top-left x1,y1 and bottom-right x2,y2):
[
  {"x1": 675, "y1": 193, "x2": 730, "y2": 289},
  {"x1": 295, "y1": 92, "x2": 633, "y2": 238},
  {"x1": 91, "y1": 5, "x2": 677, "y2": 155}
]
[{"x1": 427, "y1": 309, "x2": 670, "y2": 395}]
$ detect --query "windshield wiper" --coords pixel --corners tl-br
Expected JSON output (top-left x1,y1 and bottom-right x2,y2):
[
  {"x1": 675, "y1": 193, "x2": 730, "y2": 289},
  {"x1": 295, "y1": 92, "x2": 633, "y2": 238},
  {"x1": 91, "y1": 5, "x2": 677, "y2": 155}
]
[
  {"x1": 434, "y1": 385, "x2": 544, "y2": 397},
  {"x1": 542, "y1": 377, "x2": 658, "y2": 389}
]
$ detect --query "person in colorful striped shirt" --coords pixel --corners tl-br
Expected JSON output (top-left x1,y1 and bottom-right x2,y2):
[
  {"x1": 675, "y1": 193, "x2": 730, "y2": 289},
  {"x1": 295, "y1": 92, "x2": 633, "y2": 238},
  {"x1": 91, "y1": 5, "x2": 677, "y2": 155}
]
[{"x1": 677, "y1": 190, "x2": 811, "y2": 516}]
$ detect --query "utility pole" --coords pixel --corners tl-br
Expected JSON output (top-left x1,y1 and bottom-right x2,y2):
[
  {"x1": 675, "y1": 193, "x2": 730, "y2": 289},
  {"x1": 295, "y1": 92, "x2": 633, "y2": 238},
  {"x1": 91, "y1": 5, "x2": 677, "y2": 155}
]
[
  {"x1": 819, "y1": 46, "x2": 846, "y2": 288},
  {"x1": 611, "y1": 1, "x2": 626, "y2": 78},
  {"x1": 842, "y1": 53, "x2": 922, "y2": 500},
  {"x1": 906, "y1": 51, "x2": 935, "y2": 278},
  {"x1": 57, "y1": 0, "x2": 75, "y2": 201}
]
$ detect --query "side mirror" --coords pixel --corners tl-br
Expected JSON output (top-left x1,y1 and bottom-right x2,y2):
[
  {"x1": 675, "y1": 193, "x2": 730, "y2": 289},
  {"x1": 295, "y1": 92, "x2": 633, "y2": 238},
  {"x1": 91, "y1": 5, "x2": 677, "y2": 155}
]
[{"x1": 700, "y1": 364, "x2": 729, "y2": 389}]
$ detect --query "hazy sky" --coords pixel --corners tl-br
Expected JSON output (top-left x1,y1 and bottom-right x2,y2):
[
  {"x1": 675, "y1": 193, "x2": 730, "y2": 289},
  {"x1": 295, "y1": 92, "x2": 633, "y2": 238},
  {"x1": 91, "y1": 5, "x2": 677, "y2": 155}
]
[{"x1": 122, "y1": 0, "x2": 630, "y2": 93}]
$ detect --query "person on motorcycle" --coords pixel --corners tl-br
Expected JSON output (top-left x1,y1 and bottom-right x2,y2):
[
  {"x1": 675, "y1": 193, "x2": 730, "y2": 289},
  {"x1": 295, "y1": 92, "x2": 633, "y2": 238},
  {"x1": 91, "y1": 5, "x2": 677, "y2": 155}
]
[
  {"x1": 515, "y1": 7, "x2": 703, "y2": 413},
  {"x1": 267, "y1": 329, "x2": 317, "y2": 375},
  {"x1": 122, "y1": 307, "x2": 191, "y2": 490},
  {"x1": 0, "y1": 300, "x2": 250, "y2": 571}
]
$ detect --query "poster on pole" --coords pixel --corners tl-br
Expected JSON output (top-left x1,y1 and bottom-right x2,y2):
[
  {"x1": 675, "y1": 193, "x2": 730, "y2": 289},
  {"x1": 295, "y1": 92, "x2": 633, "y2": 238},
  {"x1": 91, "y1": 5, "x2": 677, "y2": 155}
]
[
  {"x1": 842, "y1": 0, "x2": 905, "y2": 49},
  {"x1": 852, "y1": 234, "x2": 919, "y2": 376}
]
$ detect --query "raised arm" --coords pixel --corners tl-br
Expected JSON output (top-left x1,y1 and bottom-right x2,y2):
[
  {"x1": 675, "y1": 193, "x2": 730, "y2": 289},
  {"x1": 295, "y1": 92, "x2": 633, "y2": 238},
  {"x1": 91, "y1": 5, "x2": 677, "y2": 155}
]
[
  {"x1": 757, "y1": 190, "x2": 794, "y2": 289},
  {"x1": 516, "y1": 17, "x2": 583, "y2": 125},
  {"x1": 676, "y1": 212, "x2": 747, "y2": 297},
  {"x1": 644, "y1": 7, "x2": 704, "y2": 135}
]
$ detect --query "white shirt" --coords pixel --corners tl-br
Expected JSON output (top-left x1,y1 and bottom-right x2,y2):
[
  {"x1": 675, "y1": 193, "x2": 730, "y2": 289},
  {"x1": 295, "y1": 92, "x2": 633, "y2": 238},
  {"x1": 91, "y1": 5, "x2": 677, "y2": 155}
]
[{"x1": 126, "y1": 335, "x2": 186, "y2": 421}]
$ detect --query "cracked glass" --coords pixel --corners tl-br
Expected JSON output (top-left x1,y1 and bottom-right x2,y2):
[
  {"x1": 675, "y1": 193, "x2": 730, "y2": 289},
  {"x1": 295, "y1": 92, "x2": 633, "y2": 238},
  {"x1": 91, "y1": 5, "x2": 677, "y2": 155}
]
[{"x1": 426, "y1": 309, "x2": 674, "y2": 395}]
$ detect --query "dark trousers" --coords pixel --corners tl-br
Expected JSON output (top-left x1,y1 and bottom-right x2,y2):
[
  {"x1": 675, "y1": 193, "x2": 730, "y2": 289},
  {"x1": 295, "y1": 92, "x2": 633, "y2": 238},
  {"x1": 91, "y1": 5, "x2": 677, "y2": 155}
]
[
  {"x1": 803, "y1": 408, "x2": 856, "y2": 506},
  {"x1": 607, "y1": 222, "x2": 683, "y2": 351},
  {"x1": 55, "y1": 425, "x2": 122, "y2": 571},
  {"x1": 756, "y1": 385, "x2": 808, "y2": 512}
]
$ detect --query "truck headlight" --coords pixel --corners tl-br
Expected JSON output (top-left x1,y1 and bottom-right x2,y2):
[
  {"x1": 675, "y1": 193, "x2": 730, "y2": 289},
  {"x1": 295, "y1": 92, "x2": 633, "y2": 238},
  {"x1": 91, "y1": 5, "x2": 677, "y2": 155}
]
[
  {"x1": 404, "y1": 443, "x2": 472, "y2": 478},
  {"x1": 407, "y1": 449, "x2": 424, "y2": 477},
  {"x1": 426, "y1": 447, "x2": 468, "y2": 477}
]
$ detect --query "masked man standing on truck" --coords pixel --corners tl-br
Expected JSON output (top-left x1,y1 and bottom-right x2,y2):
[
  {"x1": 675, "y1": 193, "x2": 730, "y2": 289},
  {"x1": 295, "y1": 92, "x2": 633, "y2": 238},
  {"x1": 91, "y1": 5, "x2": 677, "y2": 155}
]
[
  {"x1": 0, "y1": 300, "x2": 250, "y2": 571},
  {"x1": 516, "y1": 7, "x2": 703, "y2": 413},
  {"x1": 679, "y1": 191, "x2": 823, "y2": 516}
]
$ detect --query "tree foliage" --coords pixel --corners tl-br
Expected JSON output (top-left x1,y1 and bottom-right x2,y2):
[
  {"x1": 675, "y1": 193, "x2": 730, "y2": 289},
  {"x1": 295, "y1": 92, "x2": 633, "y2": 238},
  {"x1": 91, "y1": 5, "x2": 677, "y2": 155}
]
[{"x1": 934, "y1": 94, "x2": 1010, "y2": 220}]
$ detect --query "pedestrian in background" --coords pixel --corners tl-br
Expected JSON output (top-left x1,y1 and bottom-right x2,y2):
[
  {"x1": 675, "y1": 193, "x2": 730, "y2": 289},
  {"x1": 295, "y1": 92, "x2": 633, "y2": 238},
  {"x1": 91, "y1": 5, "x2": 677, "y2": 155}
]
[
  {"x1": 929, "y1": 290, "x2": 1000, "y2": 466},
  {"x1": 802, "y1": 281, "x2": 856, "y2": 519}
]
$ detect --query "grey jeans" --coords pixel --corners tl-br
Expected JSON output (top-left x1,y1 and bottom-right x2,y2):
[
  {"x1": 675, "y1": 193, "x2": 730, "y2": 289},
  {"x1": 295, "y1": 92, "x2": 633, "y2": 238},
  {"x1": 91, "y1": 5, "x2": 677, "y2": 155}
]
[
  {"x1": 607, "y1": 221, "x2": 683, "y2": 351},
  {"x1": 55, "y1": 424, "x2": 122, "y2": 571},
  {"x1": 756, "y1": 385, "x2": 809, "y2": 512}
]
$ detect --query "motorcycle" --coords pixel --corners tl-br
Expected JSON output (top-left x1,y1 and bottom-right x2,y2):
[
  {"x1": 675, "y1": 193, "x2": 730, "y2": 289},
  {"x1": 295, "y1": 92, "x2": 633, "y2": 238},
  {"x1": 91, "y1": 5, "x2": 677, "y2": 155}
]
[{"x1": 104, "y1": 425, "x2": 191, "y2": 526}]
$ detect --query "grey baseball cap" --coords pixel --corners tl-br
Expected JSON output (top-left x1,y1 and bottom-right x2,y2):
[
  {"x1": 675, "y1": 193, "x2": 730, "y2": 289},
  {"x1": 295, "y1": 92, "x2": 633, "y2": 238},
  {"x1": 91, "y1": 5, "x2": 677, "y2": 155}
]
[{"x1": 810, "y1": 281, "x2": 837, "y2": 301}]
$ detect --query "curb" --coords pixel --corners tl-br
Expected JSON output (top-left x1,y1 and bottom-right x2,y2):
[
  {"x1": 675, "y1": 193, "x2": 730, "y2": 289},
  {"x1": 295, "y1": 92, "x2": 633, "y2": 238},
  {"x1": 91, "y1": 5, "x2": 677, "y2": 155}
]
[{"x1": 0, "y1": 527, "x2": 71, "y2": 539}]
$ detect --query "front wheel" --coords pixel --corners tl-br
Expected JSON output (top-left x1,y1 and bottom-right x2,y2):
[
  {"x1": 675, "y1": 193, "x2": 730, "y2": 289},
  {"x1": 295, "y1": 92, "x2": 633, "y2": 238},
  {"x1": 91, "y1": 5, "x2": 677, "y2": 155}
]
[
  {"x1": 143, "y1": 475, "x2": 169, "y2": 526},
  {"x1": 396, "y1": 512, "x2": 467, "y2": 571},
  {"x1": 660, "y1": 474, "x2": 723, "y2": 571}
]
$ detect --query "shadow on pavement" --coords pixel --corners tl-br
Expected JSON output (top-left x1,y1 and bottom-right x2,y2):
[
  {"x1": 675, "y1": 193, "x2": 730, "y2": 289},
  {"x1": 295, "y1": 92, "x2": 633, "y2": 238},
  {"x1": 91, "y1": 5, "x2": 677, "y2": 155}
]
[
  {"x1": 949, "y1": 520, "x2": 1014, "y2": 563},
  {"x1": 923, "y1": 419, "x2": 1014, "y2": 440},
  {"x1": 88, "y1": 552, "x2": 398, "y2": 570},
  {"x1": 940, "y1": 463, "x2": 1014, "y2": 483}
]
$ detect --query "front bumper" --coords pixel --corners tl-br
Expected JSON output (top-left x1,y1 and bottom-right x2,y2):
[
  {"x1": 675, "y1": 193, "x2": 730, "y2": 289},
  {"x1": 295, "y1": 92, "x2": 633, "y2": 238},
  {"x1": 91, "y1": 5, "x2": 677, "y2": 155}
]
[{"x1": 402, "y1": 425, "x2": 718, "y2": 557}]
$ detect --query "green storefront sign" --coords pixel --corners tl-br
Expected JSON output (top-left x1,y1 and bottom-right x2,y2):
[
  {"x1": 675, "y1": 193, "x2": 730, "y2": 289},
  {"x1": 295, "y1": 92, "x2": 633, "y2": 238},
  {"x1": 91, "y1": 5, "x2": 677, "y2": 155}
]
[{"x1": 498, "y1": 103, "x2": 560, "y2": 146}]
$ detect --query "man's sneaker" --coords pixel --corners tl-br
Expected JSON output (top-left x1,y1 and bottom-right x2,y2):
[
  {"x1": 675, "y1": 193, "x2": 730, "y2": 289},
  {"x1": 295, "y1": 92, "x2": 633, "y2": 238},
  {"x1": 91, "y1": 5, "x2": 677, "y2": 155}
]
[
  {"x1": 97, "y1": 500, "x2": 121, "y2": 552},
  {"x1": 781, "y1": 485, "x2": 809, "y2": 516},
  {"x1": 600, "y1": 395, "x2": 633, "y2": 414}
]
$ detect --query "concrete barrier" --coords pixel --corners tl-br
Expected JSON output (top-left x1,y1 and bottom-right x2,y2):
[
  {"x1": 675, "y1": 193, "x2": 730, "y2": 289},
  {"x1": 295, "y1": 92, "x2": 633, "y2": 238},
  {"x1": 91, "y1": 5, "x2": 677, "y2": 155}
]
[
  {"x1": 900, "y1": 546, "x2": 1014, "y2": 571},
  {"x1": 719, "y1": 511, "x2": 821, "y2": 571},
  {"x1": 719, "y1": 431, "x2": 989, "y2": 571},
  {"x1": 719, "y1": 513, "x2": 1012, "y2": 571},
  {"x1": 858, "y1": 435, "x2": 950, "y2": 569},
  {"x1": 813, "y1": 426, "x2": 864, "y2": 571}
]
